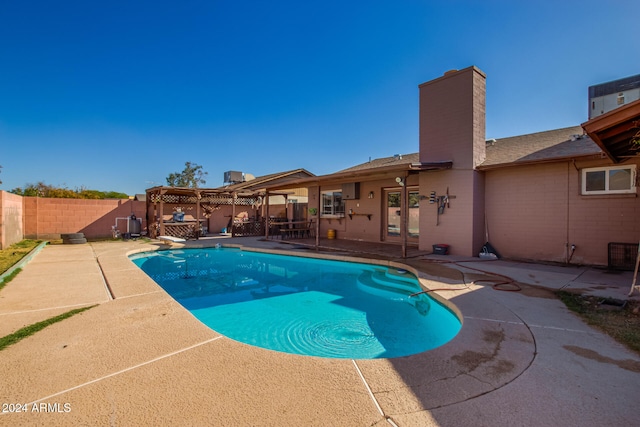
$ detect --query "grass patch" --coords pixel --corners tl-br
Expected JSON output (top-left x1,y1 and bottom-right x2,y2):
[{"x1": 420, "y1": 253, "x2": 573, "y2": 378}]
[
  {"x1": 557, "y1": 291, "x2": 640, "y2": 355},
  {"x1": 0, "y1": 305, "x2": 97, "y2": 351},
  {"x1": 0, "y1": 268, "x2": 22, "y2": 292},
  {"x1": 0, "y1": 239, "x2": 42, "y2": 275}
]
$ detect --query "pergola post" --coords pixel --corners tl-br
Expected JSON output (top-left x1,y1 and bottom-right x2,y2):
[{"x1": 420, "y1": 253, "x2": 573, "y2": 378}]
[
  {"x1": 315, "y1": 186, "x2": 320, "y2": 250},
  {"x1": 401, "y1": 174, "x2": 408, "y2": 259},
  {"x1": 231, "y1": 192, "x2": 237, "y2": 237},
  {"x1": 195, "y1": 190, "x2": 201, "y2": 239},
  {"x1": 159, "y1": 188, "x2": 166, "y2": 237},
  {"x1": 265, "y1": 191, "x2": 270, "y2": 239}
]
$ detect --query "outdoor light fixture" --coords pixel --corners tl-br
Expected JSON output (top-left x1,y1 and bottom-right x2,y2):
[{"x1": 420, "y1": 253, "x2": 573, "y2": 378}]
[
  {"x1": 368, "y1": 191, "x2": 374, "y2": 199},
  {"x1": 395, "y1": 177, "x2": 405, "y2": 186}
]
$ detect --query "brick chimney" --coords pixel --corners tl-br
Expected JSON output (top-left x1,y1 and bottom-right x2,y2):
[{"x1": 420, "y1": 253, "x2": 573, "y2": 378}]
[
  {"x1": 419, "y1": 66, "x2": 486, "y2": 168},
  {"x1": 418, "y1": 66, "x2": 486, "y2": 256}
]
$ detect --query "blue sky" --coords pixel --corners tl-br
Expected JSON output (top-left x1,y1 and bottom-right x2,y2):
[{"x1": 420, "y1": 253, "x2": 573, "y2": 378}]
[{"x1": 1, "y1": 0, "x2": 639, "y2": 195}]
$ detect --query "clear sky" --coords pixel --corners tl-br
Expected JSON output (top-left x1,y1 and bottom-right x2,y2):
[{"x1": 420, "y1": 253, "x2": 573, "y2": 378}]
[{"x1": 1, "y1": 0, "x2": 639, "y2": 196}]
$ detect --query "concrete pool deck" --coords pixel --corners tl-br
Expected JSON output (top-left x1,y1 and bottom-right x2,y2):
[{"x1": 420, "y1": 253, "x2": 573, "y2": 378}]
[{"x1": 0, "y1": 237, "x2": 638, "y2": 426}]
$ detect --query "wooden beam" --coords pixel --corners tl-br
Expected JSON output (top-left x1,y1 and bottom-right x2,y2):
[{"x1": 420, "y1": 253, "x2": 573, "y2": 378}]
[
  {"x1": 401, "y1": 174, "x2": 408, "y2": 259},
  {"x1": 265, "y1": 191, "x2": 270, "y2": 239}
]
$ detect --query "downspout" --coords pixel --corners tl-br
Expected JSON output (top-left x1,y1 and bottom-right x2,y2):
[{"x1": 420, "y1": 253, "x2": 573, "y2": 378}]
[
  {"x1": 566, "y1": 159, "x2": 579, "y2": 264},
  {"x1": 566, "y1": 161, "x2": 570, "y2": 263}
]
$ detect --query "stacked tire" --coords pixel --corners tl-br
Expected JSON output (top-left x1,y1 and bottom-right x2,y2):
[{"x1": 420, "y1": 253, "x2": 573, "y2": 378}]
[{"x1": 61, "y1": 233, "x2": 87, "y2": 244}]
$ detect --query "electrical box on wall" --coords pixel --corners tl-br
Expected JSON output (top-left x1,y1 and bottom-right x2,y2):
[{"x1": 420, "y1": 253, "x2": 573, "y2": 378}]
[{"x1": 342, "y1": 182, "x2": 360, "y2": 200}]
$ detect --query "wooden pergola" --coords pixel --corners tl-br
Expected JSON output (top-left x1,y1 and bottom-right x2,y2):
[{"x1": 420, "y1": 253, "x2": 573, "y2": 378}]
[{"x1": 145, "y1": 186, "x2": 268, "y2": 239}]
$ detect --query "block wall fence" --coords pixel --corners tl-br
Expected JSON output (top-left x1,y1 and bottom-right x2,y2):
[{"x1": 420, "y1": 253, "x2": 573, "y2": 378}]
[
  {"x1": 0, "y1": 191, "x2": 24, "y2": 249},
  {"x1": 0, "y1": 191, "x2": 146, "y2": 248}
]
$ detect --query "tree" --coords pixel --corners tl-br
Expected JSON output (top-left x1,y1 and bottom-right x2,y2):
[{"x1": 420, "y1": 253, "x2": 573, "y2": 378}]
[
  {"x1": 166, "y1": 161, "x2": 208, "y2": 188},
  {"x1": 10, "y1": 182, "x2": 128, "y2": 199}
]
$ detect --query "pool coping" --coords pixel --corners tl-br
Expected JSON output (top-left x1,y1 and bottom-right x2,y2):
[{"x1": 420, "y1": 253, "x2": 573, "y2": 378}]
[{"x1": 1, "y1": 238, "x2": 638, "y2": 426}]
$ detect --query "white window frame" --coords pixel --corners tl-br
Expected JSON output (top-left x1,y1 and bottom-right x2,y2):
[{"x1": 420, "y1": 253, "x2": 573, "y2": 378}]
[
  {"x1": 320, "y1": 190, "x2": 345, "y2": 218},
  {"x1": 581, "y1": 165, "x2": 637, "y2": 195}
]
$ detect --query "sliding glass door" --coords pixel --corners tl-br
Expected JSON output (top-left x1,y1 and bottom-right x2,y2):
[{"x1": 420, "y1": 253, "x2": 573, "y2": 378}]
[{"x1": 384, "y1": 188, "x2": 419, "y2": 242}]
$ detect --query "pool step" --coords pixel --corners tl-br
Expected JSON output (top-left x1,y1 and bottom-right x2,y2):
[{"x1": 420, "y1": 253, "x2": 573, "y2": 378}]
[
  {"x1": 383, "y1": 268, "x2": 418, "y2": 284},
  {"x1": 357, "y1": 269, "x2": 420, "y2": 301},
  {"x1": 371, "y1": 269, "x2": 420, "y2": 292}
]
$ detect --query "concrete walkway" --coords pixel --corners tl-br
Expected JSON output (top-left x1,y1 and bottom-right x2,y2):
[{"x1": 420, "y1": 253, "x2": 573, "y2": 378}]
[{"x1": 0, "y1": 238, "x2": 638, "y2": 426}]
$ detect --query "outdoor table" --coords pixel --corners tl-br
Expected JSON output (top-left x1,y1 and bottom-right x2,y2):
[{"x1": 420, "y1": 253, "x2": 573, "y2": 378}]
[{"x1": 276, "y1": 220, "x2": 315, "y2": 239}]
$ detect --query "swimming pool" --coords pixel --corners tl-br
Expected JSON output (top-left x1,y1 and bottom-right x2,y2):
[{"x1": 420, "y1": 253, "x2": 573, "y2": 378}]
[{"x1": 130, "y1": 247, "x2": 461, "y2": 359}]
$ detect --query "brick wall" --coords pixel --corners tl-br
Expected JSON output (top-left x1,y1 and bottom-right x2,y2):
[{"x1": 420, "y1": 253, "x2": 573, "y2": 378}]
[{"x1": 23, "y1": 197, "x2": 146, "y2": 240}]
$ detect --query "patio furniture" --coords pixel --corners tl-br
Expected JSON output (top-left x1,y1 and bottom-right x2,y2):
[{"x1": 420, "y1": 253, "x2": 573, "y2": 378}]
[{"x1": 278, "y1": 220, "x2": 314, "y2": 239}]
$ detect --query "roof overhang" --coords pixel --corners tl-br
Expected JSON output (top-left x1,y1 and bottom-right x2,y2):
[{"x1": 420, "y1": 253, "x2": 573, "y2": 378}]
[
  {"x1": 263, "y1": 161, "x2": 452, "y2": 191},
  {"x1": 144, "y1": 186, "x2": 288, "y2": 198},
  {"x1": 581, "y1": 99, "x2": 640, "y2": 163}
]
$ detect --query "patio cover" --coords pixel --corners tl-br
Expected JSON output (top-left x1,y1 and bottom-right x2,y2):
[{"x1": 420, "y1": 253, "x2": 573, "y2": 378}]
[
  {"x1": 582, "y1": 98, "x2": 640, "y2": 163},
  {"x1": 145, "y1": 186, "x2": 269, "y2": 238},
  {"x1": 261, "y1": 161, "x2": 453, "y2": 257}
]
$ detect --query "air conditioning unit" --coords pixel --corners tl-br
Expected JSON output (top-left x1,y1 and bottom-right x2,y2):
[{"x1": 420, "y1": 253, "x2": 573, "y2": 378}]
[{"x1": 224, "y1": 171, "x2": 244, "y2": 184}]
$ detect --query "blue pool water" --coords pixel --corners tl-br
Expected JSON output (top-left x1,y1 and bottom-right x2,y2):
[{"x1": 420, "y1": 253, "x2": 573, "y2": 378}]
[{"x1": 130, "y1": 248, "x2": 461, "y2": 359}]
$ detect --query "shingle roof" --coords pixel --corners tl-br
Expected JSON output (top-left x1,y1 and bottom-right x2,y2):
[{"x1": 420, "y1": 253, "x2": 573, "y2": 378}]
[
  {"x1": 217, "y1": 168, "x2": 314, "y2": 191},
  {"x1": 338, "y1": 153, "x2": 421, "y2": 173},
  {"x1": 478, "y1": 126, "x2": 602, "y2": 169},
  {"x1": 335, "y1": 127, "x2": 603, "y2": 173}
]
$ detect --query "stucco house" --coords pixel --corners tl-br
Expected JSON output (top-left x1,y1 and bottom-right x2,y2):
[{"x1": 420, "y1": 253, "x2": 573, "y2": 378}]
[{"x1": 265, "y1": 66, "x2": 640, "y2": 266}]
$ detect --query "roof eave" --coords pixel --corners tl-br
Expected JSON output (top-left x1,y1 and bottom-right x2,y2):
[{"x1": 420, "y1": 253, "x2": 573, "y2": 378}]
[
  {"x1": 476, "y1": 153, "x2": 605, "y2": 171},
  {"x1": 581, "y1": 99, "x2": 640, "y2": 163},
  {"x1": 263, "y1": 161, "x2": 452, "y2": 191}
]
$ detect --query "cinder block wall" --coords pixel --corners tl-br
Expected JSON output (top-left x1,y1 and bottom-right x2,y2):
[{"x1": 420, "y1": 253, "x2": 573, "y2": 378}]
[
  {"x1": 23, "y1": 197, "x2": 146, "y2": 240},
  {"x1": 0, "y1": 191, "x2": 24, "y2": 249}
]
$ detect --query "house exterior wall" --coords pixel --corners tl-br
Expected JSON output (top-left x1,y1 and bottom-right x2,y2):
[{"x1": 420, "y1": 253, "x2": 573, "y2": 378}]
[
  {"x1": 307, "y1": 175, "x2": 419, "y2": 242},
  {"x1": 23, "y1": 197, "x2": 146, "y2": 240},
  {"x1": 0, "y1": 191, "x2": 24, "y2": 249},
  {"x1": 484, "y1": 158, "x2": 640, "y2": 266},
  {"x1": 311, "y1": 181, "x2": 382, "y2": 241},
  {"x1": 419, "y1": 170, "x2": 484, "y2": 256},
  {"x1": 418, "y1": 66, "x2": 487, "y2": 256}
]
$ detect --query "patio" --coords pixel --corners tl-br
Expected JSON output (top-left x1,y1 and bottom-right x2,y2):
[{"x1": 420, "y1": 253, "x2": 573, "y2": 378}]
[{"x1": 0, "y1": 237, "x2": 638, "y2": 426}]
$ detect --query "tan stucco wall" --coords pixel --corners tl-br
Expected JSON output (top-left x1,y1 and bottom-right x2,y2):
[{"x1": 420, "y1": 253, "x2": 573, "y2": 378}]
[
  {"x1": 417, "y1": 67, "x2": 487, "y2": 256},
  {"x1": 484, "y1": 158, "x2": 640, "y2": 266},
  {"x1": 308, "y1": 176, "x2": 419, "y2": 242},
  {"x1": 419, "y1": 66, "x2": 486, "y2": 169},
  {"x1": 418, "y1": 169, "x2": 485, "y2": 256},
  {"x1": 0, "y1": 191, "x2": 24, "y2": 249}
]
